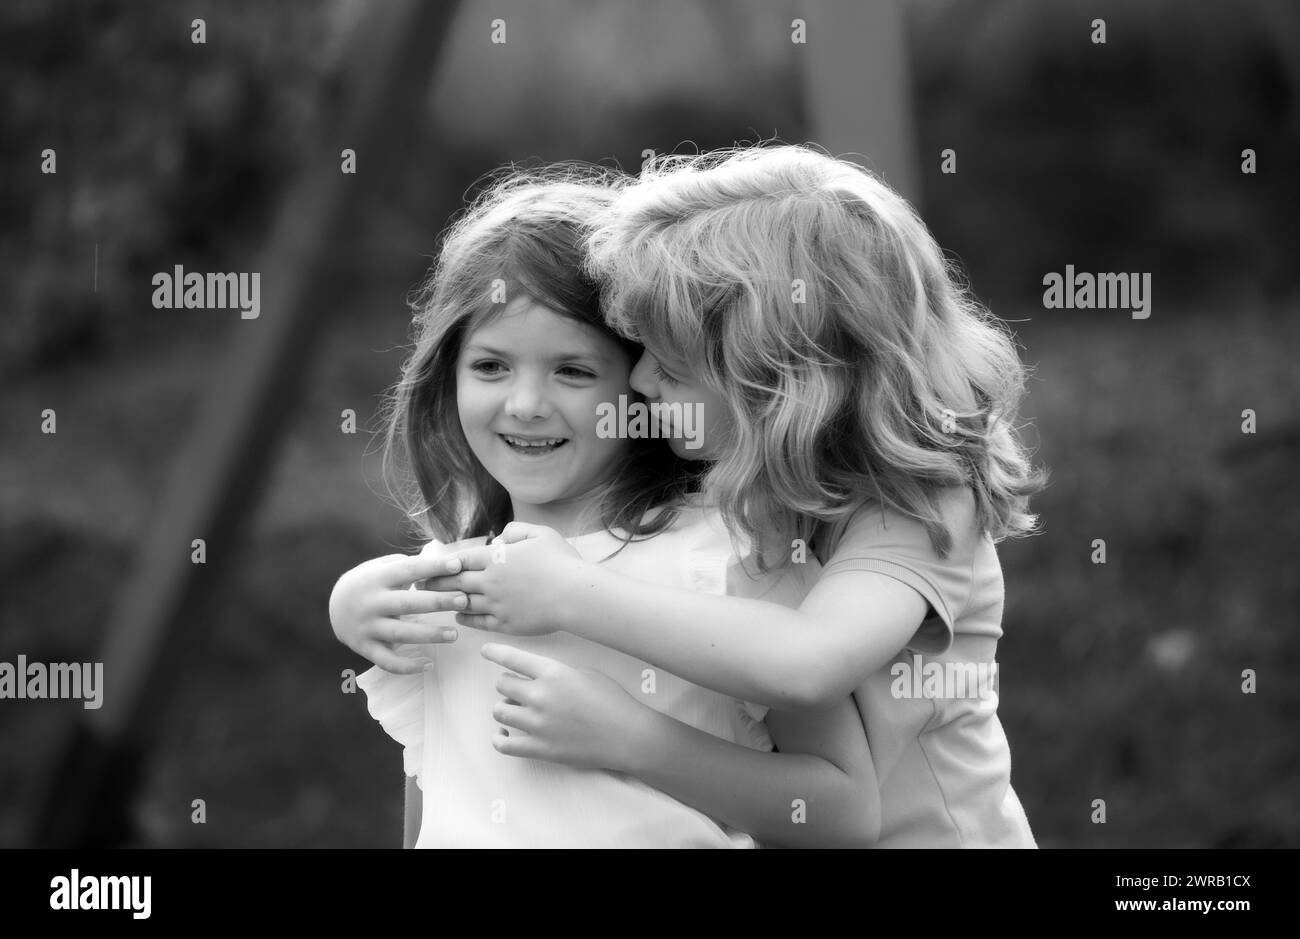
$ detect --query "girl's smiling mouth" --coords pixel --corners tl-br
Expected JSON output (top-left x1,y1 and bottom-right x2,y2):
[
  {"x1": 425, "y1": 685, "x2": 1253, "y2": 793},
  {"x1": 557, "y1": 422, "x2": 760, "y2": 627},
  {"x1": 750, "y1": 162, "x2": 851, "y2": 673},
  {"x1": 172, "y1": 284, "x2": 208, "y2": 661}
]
[{"x1": 499, "y1": 433, "x2": 570, "y2": 456}]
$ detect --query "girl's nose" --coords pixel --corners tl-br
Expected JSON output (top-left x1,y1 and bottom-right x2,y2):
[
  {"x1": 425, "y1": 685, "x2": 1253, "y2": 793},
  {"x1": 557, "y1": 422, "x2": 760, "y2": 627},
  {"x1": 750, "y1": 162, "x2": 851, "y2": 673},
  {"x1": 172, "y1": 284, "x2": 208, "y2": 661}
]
[
  {"x1": 504, "y1": 378, "x2": 552, "y2": 421},
  {"x1": 629, "y1": 351, "x2": 657, "y2": 398}
]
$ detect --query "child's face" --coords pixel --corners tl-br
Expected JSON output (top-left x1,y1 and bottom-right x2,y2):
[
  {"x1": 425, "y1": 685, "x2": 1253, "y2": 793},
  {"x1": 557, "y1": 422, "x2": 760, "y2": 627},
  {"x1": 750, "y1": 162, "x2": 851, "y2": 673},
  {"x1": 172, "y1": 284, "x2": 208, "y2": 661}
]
[
  {"x1": 457, "y1": 296, "x2": 634, "y2": 531},
  {"x1": 629, "y1": 345, "x2": 730, "y2": 461}
]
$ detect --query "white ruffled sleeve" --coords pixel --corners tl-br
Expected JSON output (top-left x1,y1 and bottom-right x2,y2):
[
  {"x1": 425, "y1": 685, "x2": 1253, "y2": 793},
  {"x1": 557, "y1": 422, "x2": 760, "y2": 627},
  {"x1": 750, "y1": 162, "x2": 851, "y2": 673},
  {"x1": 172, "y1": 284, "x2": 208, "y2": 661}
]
[
  {"x1": 351, "y1": 538, "x2": 449, "y2": 783},
  {"x1": 355, "y1": 665, "x2": 425, "y2": 782}
]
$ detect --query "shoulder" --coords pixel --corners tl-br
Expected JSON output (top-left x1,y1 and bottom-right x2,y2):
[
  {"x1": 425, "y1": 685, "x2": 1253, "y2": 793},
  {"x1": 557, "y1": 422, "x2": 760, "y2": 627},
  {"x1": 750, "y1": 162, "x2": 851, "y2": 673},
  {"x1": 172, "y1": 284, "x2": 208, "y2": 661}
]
[
  {"x1": 855, "y1": 485, "x2": 977, "y2": 533},
  {"x1": 625, "y1": 502, "x2": 751, "y2": 595},
  {"x1": 634, "y1": 500, "x2": 739, "y2": 548},
  {"x1": 832, "y1": 486, "x2": 979, "y2": 563},
  {"x1": 821, "y1": 486, "x2": 985, "y2": 654}
]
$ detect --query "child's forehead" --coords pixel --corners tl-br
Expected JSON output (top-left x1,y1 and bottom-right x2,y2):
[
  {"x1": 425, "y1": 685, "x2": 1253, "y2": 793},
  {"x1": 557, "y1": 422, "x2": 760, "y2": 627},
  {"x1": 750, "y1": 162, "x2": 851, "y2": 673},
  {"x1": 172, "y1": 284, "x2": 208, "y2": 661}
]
[{"x1": 465, "y1": 297, "x2": 621, "y2": 357}]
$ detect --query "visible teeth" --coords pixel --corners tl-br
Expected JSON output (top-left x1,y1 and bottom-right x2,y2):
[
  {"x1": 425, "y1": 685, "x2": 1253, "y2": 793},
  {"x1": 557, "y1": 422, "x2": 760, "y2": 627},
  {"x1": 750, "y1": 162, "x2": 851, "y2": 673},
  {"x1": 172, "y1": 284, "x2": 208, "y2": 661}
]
[{"x1": 503, "y1": 435, "x2": 564, "y2": 447}]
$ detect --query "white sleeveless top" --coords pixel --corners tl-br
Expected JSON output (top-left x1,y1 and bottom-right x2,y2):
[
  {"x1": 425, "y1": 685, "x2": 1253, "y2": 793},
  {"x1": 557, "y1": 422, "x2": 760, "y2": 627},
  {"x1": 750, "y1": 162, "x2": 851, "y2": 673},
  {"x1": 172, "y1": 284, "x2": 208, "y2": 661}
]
[{"x1": 356, "y1": 505, "x2": 819, "y2": 848}]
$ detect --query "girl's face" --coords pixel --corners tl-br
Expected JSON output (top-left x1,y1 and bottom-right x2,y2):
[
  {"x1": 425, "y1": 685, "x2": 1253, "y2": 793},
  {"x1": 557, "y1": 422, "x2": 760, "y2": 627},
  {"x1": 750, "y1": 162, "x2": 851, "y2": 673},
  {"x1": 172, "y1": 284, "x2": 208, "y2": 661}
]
[
  {"x1": 457, "y1": 296, "x2": 634, "y2": 535},
  {"x1": 629, "y1": 345, "x2": 730, "y2": 461}
]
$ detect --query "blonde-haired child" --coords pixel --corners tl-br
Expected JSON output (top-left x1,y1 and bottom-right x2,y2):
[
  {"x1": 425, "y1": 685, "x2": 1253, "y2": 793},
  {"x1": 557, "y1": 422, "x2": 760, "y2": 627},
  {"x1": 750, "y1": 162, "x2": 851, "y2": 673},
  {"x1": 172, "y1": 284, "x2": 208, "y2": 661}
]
[{"x1": 427, "y1": 145, "x2": 1046, "y2": 847}]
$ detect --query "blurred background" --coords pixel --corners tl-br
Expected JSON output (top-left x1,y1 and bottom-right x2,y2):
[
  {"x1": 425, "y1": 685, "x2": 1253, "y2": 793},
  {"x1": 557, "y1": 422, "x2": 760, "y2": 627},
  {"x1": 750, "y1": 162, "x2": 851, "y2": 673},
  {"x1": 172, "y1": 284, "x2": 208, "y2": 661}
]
[{"x1": 1, "y1": 0, "x2": 1297, "y2": 848}]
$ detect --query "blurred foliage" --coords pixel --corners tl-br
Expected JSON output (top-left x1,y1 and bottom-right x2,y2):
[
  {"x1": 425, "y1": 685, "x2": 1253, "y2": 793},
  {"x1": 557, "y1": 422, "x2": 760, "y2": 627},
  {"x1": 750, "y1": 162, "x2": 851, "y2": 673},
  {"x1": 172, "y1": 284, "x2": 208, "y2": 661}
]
[
  {"x1": 3, "y1": 0, "x2": 1296, "y2": 374},
  {"x1": 912, "y1": 0, "x2": 1300, "y2": 308},
  {"x1": 0, "y1": 0, "x2": 332, "y2": 374}
]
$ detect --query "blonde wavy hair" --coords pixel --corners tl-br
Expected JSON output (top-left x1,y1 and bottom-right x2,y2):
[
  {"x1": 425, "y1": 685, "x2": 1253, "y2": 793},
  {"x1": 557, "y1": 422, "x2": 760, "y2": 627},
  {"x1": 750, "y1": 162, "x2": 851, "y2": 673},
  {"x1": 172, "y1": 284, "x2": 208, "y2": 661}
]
[{"x1": 587, "y1": 145, "x2": 1046, "y2": 562}]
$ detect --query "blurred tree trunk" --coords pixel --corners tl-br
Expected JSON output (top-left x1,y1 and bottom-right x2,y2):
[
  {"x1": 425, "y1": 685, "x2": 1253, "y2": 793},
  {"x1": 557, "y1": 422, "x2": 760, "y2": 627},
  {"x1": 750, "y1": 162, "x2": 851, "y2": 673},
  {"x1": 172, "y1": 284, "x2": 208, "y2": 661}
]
[
  {"x1": 29, "y1": 0, "x2": 461, "y2": 848},
  {"x1": 801, "y1": 0, "x2": 921, "y2": 206}
]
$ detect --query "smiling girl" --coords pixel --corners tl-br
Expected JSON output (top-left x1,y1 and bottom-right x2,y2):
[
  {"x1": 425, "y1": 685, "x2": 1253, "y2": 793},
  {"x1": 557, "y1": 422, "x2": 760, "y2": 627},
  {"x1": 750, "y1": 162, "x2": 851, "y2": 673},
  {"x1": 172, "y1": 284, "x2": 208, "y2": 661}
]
[{"x1": 330, "y1": 168, "x2": 880, "y2": 847}]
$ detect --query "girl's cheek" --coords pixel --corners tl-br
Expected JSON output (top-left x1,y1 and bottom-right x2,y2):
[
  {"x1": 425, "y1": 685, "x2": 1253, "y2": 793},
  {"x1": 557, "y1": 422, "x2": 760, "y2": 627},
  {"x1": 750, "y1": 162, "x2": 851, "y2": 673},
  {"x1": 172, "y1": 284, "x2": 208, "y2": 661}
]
[{"x1": 458, "y1": 387, "x2": 498, "y2": 434}]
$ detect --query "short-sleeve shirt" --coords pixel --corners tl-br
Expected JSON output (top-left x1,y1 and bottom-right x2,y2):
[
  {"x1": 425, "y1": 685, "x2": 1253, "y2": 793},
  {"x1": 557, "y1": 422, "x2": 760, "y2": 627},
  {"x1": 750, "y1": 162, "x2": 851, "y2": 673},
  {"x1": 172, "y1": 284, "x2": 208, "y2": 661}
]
[{"x1": 819, "y1": 486, "x2": 1036, "y2": 847}]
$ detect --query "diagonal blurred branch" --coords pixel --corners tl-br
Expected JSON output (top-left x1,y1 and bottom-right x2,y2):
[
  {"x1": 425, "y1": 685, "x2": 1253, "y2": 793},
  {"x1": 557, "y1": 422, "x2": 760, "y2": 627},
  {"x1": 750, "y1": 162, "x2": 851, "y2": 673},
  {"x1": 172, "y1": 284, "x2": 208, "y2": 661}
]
[{"x1": 28, "y1": 0, "x2": 461, "y2": 847}]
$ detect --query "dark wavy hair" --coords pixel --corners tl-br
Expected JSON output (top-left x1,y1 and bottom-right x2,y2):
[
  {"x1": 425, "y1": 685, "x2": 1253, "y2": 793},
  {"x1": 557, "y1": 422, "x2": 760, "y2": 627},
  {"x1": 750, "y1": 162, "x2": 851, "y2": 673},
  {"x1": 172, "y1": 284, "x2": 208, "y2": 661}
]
[{"x1": 380, "y1": 165, "x2": 704, "y2": 548}]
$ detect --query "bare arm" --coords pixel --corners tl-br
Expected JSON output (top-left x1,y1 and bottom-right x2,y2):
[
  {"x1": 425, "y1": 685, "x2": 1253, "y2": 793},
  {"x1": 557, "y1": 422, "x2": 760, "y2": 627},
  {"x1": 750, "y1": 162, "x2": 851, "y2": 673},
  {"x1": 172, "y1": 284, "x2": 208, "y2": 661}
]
[
  {"x1": 482, "y1": 643, "x2": 880, "y2": 848},
  {"x1": 558, "y1": 563, "x2": 925, "y2": 709},
  {"x1": 622, "y1": 697, "x2": 880, "y2": 848},
  {"x1": 449, "y1": 532, "x2": 929, "y2": 710}
]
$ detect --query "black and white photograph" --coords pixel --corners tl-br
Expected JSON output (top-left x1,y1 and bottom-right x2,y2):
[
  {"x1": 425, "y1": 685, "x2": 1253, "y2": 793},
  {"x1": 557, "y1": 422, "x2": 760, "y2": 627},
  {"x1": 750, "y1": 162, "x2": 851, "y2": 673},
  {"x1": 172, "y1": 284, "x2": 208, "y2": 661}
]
[{"x1": 1, "y1": 0, "x2": 1296, "y2": 915}]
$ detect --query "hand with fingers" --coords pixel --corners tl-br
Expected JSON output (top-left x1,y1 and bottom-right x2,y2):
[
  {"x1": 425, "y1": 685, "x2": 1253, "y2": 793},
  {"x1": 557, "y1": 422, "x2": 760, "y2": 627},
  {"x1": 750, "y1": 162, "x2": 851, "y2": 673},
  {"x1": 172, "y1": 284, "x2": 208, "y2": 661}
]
[
  {"x1": 424, "y1": 522, "x2": 591, "y2": 637},
  {"x1": 482, "y1": 643, "x2": 653, "y2": 773},
  {"x1": 328, "y1": 545, "x2": 469, "y2": 674}
]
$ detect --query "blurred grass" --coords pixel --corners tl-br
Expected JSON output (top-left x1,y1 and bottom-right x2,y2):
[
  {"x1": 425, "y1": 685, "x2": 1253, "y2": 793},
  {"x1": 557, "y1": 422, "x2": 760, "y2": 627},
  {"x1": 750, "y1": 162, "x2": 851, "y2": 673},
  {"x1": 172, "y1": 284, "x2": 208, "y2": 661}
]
[{"x1": 998, "y1": 303, "x2": 1300, "y2": 847}]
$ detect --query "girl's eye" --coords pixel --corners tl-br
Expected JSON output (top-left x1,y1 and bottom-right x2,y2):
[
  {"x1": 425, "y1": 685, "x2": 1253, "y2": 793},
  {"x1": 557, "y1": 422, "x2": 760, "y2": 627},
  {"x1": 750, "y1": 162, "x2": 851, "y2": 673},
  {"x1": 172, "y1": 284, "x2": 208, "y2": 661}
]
[
  {"x1": 653, "y1": 363, "x2": 679, "y2": 386},
  {"x1": 470, "y1": 360, "x2": 505, "y2": 376},
  {"x1": 558, "y1": 365, "x2": 596, "y2": 380}
]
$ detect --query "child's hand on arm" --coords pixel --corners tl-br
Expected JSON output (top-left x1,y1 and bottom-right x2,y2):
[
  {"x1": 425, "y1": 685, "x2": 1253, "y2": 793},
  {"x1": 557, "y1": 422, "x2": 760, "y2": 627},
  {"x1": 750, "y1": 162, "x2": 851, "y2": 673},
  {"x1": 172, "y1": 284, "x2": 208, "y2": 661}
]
[
  {"x1": 446, "y1": 524, "x2": 927, "y2": 709},
  {"x1": 480, "y1": 643, "x2": 650, "y2": 770},
  {"x1": 328, "y1": 549, "x2": 469, "y2": 674},
  {"x1": 480, "y1": 643, "x2": 881, "y2": 848},
  {"x1": 431, "y1": 523, "x2": 590, "y2": 637}
]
